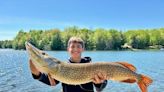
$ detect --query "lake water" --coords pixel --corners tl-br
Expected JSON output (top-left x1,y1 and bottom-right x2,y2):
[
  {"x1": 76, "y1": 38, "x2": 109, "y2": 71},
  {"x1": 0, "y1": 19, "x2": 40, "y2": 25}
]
[{"x1": 0, "y1": 49, "x2": 163, "y2": 92}]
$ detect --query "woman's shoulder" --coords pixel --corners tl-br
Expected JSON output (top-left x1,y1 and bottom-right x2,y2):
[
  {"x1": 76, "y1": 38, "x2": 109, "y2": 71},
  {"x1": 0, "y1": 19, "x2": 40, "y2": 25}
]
[{"x1": 81, "y1": 57, "x2": 92, "y2": 63}]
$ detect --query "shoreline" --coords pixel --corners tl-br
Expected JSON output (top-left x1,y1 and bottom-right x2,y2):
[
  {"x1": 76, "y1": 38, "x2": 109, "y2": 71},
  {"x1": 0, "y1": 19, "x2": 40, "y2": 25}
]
[{"x1": 0, "y1": 48, "x2": 163, "y2": 51}]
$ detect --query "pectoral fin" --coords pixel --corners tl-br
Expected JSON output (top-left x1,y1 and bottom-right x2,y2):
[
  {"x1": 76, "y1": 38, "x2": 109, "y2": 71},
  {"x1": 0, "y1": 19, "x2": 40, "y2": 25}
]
[{"x1": 121, "y1": 78, "x2": 136, "y2": 83}]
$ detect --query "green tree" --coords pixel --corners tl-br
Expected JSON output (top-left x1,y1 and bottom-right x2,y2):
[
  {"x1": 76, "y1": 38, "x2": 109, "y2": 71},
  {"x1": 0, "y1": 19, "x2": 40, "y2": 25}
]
[
  {"x1": 28, "y1": 30, "x2": 43, "y2": 48},
  {"x1": 61, "y1": 26, "x2": 79, "y2": 49},
  {"x1": 0, "y1": 41, "x2": 3, "y2": 48},
  {"x1": 4, "y1": 27, "x2": 164, "y2": 50},
  {"x1": 93, "y1": 29, "x2": 107, "y2": 50},
  {"x1": 109, "y1": 29, "x2": 124, "y2": 50},
  {"x1": 159, "y1": 28, "x2": 164, "y2": 46},
  {"x1": 125, "y1": 30, "x2": 150, "y2": 49},
  {"x1": 12, "y1": 30, "x2": 28, "y2": 49},
  {"x1": 77, "y1": 28, "x2": 94, "y2": 50},
  {"x1": 51, "y1": 30, "x2": 63, "y2": 50},
  {"x1": 149, "y1": 29, "x2": 160, "y2": 46}
]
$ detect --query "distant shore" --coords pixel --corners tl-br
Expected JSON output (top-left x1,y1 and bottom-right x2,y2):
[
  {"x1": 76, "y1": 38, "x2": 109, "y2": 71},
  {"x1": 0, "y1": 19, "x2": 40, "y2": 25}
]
[{"x1": 0, "y1": 27, "x2": 164, "y2": 51}]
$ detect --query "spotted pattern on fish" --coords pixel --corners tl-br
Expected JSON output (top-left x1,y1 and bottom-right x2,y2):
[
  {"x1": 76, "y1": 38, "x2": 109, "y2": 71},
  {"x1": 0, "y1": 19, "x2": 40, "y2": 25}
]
[{"x1": 25, "y1": 42, "x2": 153, "y2": 92}]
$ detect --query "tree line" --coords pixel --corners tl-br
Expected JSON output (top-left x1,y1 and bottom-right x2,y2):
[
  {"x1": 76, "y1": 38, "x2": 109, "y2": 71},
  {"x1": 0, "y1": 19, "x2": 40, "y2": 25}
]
[{"x1": 0, "y1": 27, "x2": 164, "y2": 50}]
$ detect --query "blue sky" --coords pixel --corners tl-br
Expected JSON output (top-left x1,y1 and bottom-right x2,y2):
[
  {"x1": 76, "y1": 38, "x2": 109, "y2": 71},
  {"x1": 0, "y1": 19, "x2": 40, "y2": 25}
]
[{"x1": 0, "y1": 0, "x2": 164, "y2": 40}]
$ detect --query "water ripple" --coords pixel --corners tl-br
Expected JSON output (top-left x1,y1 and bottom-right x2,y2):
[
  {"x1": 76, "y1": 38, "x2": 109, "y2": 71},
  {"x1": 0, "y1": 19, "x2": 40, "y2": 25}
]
[{"x1": 0, "y1": 50, "x2": 163, "y2": 92}]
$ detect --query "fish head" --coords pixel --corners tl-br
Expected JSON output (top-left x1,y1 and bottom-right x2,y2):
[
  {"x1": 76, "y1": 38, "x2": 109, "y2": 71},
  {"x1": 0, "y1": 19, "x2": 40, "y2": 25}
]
[{"x1": 25, "y1": 42, "x2": 61, "y2": 72}]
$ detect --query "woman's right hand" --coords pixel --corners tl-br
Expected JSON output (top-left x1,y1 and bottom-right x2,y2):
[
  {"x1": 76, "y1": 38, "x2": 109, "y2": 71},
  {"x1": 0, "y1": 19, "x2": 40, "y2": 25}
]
[
  {"x1": 29, "y1": 59, "x2": 40, "y2": 76},
  {"x1": 29, "y1": 59, "x2": 56, "y2": 86}
]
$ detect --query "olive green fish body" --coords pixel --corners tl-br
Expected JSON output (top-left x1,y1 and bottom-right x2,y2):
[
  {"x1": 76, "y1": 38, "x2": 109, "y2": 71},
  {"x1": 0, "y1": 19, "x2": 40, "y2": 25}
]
[
  {"x1": 49, "y1": 62, "x2": 140, "y2": 85},
  {"x1": 25, "y1": 42, "x2": 152, "y2": 92}
]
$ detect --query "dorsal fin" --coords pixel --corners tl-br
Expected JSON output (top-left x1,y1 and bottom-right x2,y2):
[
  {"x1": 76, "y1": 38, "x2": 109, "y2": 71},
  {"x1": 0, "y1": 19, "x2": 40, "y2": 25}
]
[{"x1": 116, "y1": 62, "x2": 136, "y2": 72}]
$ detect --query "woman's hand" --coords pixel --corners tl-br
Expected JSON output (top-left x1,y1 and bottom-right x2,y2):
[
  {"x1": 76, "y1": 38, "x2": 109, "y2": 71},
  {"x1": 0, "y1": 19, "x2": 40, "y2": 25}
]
[
  {"x1": 29, "y1": 59, "x2": 56, "y2": 86},
  {"x1": 92, "y1": 72, "x2": 107, "y2": 84}
]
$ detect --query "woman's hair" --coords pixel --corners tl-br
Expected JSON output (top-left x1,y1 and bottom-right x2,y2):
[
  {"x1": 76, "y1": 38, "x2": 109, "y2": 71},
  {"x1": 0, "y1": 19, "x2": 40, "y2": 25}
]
[{"x1": 67, "y1": 37, "x2": 84, "y2": 48}]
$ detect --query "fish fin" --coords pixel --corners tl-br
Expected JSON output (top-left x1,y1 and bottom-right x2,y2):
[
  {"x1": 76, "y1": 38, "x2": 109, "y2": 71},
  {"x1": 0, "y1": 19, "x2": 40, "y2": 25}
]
[
  {"x1": 121, "y1": 78, "x2": 136, "y2": 83},
  {"x1": 116, "y1": 62, "x2": 136, "y2": 72},
  {"x1": 48, "y1": 73, "x2": 56, "y2": 86},
  {"x1": 137, "y1": 74, "x2": 153, "y2": 92}
]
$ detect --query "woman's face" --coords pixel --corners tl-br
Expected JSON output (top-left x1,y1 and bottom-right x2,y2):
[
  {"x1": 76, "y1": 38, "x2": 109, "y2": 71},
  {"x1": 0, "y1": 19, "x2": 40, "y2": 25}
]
[{"x1": 67, "y1": 42, "x2": 84, "y2": 58}]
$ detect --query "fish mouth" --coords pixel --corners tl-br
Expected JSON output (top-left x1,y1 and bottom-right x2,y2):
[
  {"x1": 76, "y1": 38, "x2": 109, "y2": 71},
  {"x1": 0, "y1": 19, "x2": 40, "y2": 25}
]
[
  {"x1": 25, "y1": 41, "x2": 48, "y2": 66},
  {"x1": 25, "y1": 42, "x2": 42, "y2": 58},
  {"x1": 25, "y1": 42, "x2": 61, "y2": 71}
]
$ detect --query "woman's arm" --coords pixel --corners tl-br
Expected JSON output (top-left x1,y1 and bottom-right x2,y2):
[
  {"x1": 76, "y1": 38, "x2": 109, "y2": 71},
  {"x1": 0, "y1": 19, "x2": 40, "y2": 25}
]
[{"x1": 29, "y1": 59, "x2": 59, "y2": 86}]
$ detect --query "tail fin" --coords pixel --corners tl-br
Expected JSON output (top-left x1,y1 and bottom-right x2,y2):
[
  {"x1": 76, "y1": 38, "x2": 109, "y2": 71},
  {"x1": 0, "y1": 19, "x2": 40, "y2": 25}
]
[{"x1": 137, "y1": 74, "x2": 153, "y2": 92}]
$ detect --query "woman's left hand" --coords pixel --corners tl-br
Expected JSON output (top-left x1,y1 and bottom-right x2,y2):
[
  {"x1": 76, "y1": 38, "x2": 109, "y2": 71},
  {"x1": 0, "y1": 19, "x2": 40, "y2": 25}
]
[{"x1": 92, "y1": 72, "x2": 107, "y2": 84}]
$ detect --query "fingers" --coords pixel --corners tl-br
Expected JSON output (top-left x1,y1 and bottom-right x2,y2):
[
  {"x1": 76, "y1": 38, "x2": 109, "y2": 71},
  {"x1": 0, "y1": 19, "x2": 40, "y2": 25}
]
[
  {"x1": 92, "y1": 72, "x2": 107, "y2": 84},
  {"x1": 97, "y1": 72, "x2": 107, "y2": 80},
  {"x1": 93, "y1": 74, "x2": 101, "y2": 83},
  {"x1": 98, "y1": 72, "x2": 104, "y2": 79}
]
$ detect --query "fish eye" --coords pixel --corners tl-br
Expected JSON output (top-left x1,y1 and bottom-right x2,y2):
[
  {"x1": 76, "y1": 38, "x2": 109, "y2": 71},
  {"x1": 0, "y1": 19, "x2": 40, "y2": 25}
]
[{"x1": 42, "y1": 52, "x2": 46, "y2": 55}]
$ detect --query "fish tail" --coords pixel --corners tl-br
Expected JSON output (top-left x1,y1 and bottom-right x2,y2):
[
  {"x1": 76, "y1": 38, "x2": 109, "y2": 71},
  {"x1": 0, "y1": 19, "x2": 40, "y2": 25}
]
[{"x1": 137, "y1": 74, "x2": 153, "y2": 92}]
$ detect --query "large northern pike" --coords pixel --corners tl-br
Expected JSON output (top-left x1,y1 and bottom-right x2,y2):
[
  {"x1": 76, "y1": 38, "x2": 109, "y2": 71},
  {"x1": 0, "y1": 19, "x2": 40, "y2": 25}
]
[{"x1": 25, "y1": 42, "x2": 152, "y2": 92}]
